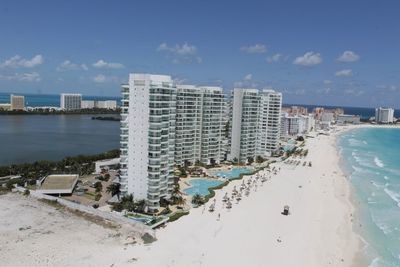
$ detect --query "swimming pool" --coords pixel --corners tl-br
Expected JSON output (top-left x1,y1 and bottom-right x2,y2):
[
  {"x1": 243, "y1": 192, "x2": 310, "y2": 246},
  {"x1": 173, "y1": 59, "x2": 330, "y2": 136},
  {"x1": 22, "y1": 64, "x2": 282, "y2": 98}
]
[
  {"x1": 208, "y1": 167, "x2": 254, "y2": 180},
  {"x1": 183, "y1": 179, "x2": 224, "y2": 196}
]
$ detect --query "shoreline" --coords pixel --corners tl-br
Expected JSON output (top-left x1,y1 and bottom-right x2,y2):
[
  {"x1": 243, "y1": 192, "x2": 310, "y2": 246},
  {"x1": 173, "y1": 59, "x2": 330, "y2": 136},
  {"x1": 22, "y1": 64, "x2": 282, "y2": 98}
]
[{"x1": 334, "y1": 124, "x2": 400, "y2": 267}]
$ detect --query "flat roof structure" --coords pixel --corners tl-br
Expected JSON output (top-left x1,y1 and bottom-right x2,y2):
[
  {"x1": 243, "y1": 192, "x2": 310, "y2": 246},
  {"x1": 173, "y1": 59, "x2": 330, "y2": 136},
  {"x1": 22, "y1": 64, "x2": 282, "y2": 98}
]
[{"x1": 37, "y1": 174, "x2": 79, "y2": 195}]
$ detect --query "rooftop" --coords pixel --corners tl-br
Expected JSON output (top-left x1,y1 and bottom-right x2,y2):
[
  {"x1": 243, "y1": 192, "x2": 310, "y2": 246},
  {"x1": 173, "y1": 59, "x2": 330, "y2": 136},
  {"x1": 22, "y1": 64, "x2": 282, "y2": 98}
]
[{"x1": 38, "y1": 174, "x2": 79, "y2": 195}]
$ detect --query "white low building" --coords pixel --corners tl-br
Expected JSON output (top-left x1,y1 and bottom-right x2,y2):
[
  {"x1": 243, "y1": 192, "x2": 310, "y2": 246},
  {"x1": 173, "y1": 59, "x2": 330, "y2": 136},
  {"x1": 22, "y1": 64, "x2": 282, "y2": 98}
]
[
  {"x1": 337, "y1": 114, "x2": 360, "y2": 125},
  {"x1": 281, "y1": 114, "x2": 315, "y2": 137}
]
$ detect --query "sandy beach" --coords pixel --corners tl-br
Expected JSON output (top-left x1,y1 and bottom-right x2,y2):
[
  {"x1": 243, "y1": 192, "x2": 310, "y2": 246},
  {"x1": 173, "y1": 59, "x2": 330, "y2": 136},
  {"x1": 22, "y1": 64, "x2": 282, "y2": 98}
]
[{"x1": 0, "y1": 129, "x2": 361, "y2": 267}]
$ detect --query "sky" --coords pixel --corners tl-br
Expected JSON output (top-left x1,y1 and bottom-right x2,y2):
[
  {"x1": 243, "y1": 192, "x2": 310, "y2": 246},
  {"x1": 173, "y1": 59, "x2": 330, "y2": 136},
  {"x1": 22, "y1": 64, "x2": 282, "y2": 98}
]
[{"x1": 0, "y1": 0, "x2": 399, "y2": 108}]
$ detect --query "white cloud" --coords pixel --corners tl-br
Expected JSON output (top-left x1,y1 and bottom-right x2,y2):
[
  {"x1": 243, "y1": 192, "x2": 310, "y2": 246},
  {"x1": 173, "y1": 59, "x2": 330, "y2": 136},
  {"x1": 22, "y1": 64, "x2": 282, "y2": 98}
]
[
  {"x1": 293, "y1": 52, "x2": 322, "y2": 66},
  {"x1": 244, "y1": 74, "x2": 252, "y2": 81},
  {"x1": 335, "y1": 69, "x2": 353, "y2": 77},
  {"x1": 337, "y1": 51, "x2": 360, "y2": 62},
  {"x1": 92, "y1": 74, "x2": 120, "y2": 83},
  {"x1": 323, "y1": 80, "x2": 332, "y2": 84},
  {"x1": 266, "y1": 53, "x2": 282, "y2": 63},
  {"x1": 92, "y1": 59, "x2": 124, "y2": 69},
  {"x1": 0, "y1": 55, "x2": 43, "y2": 68},
  {"x1": 316, "y1": 87, "x2": 331, "y2": 94},
  {"x1": 157, "y1": 42, "x2": 201, "y2": 63},
  {"x1": 344, "y1": 89, "x2": 364, "y2": 96},
  {"x1": 240, "y1": 44, "x2": 267, "y2": 53},
  {"x1": 0, "y1": 72, "x2": 41, "y2": 82},
  {"x1": 57, "y1": 60, "x2": 88, "y2": 71}
]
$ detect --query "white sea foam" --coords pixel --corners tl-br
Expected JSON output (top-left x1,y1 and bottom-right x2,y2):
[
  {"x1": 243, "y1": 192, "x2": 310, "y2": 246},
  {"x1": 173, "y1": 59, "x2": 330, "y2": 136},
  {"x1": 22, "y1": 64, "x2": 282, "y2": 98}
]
[
  {"x1": 384, "y1": 176, "x2": 389, "y2": 180},
  {"x1": 384, "y1": 188, "x2": 400, "y2": 208},
  {"x1": 363, "y1": 140, "x2": 368, "y2": 145},
  {"x1": 374, "y1": 157, "x2": 384, "y2": 168},
  {"x1": 368, "y1": 257, "x2": 380, "y2": 267},
  {"x1": 376, "y1": 221, "x2": 392, "y2": 235},
  {"x1": 348, "y1": 138, "x2": 364, "y2": 147}
]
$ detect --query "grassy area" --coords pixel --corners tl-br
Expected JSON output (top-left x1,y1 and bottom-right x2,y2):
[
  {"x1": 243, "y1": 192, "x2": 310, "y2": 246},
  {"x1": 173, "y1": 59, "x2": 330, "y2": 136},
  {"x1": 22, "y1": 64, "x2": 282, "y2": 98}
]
[{"x1": 168, "y1": 211, "x2": 189, "y2": 222}]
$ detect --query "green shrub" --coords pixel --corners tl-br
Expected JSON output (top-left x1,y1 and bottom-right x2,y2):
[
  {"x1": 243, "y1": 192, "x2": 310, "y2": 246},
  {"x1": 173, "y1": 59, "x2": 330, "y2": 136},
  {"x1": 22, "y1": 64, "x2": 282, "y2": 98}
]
[{"x1": 94, "y1": 193, "x2": 102, "y2": 201}]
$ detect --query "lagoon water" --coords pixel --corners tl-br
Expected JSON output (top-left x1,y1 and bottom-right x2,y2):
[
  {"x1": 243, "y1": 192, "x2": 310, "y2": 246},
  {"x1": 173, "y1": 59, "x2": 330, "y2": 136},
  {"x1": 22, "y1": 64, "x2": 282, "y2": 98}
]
[
  {"x1": 0, "y1": 115, "x2": 120, "y2": 166},
  {"x1": 339, "y1": 128, "x2": 400, "y2": 267}
]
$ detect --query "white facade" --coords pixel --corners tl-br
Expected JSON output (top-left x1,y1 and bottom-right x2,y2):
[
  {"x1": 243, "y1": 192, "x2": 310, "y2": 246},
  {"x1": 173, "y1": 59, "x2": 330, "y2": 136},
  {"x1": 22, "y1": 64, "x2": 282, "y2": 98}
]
[
  {"x1": 97, "y1": 100, "x2": 117, "y2": 109},
  {"x1": 229, "y1": 88, "x2": 282, "y2": 163},
  {"x1": 320, "y1": 112, "x2": 334, "y2": 123},
  {"x1": 175, "y1": 85, "x2": 225, "y2": 166},
  {"x1": 281, "y1": 114, "x2": 315, "y2": 137},
  {"x1": 257, "y1": 90, "x2": 282, "y2": 157},
  {"x1": 199, "y1": 86, "x2": 225, "y2": 164},
  {"x1": 10, "y1": 94, "x2": 25, "y2": 110},
  {"x1": 60, "y1": 93, "x2": 82, "y2": 110},
  {"x1": 230, "y1": 89, "x2": 259, "y2": 162},
  {"x1": 120, "y1": 74, "x2": 176, "y2": 212},
  {"x1": 81, "y1": 100, "x2": 95, "y2": 109},
  {"x1": 375, "y1": 107, "x2": 394, "y2": 124},
  {"x1": 337, "y1": 114, "x2": 360, "y2": 125},
  {"x1": 81, "y1": 100, "x2": 117, "y2": 109}
]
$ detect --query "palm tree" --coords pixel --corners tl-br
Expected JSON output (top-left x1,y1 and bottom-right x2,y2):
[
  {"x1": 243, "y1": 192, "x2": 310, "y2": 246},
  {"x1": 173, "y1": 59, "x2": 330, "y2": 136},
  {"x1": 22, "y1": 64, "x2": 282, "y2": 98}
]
[
  {"x1": 175, "y1": 195, "x2": 186, "y2": 206},
  {"x1": 134, "y1": 199, "x2": 146, "y2": 213},
  {"x1": 106, "y1": 182, "x2": 121, "y2": 200},
  {"x1": 191, "y1": 194, "x2": 205, "y2": 206}
]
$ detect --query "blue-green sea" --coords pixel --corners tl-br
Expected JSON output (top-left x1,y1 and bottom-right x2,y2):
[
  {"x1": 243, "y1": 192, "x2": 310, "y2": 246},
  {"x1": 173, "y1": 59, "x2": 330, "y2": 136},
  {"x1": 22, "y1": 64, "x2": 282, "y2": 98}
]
[{"x1": 339, "y1": 128, "x2": 400, "y2": 267}]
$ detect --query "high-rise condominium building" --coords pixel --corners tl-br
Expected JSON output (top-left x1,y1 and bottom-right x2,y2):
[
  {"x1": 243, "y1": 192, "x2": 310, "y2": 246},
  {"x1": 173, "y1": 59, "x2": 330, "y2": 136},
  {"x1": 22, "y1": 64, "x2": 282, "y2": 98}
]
[
  {"x1": 10, "y1": 94, "x2": 25, "y2": 110},
  {"x1": 120, "y1": 74, "x2": 176, "y2": 212},
  {"x1": 375, "y1": 107, "x2": 394, "y2": 124},
  {"x1": 60, "y1": 93, "x2": 82, "y2": 110},
  {"x1": 229, "y1": 89, "x2": 282, "y2": 163}
]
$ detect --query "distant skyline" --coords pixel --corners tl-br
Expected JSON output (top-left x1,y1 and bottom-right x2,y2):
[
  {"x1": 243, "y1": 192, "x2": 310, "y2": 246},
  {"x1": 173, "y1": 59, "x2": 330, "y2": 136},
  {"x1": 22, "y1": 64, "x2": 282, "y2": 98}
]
[{"x1": 0, "y1": 0, "x2": 400, "y2": 108}]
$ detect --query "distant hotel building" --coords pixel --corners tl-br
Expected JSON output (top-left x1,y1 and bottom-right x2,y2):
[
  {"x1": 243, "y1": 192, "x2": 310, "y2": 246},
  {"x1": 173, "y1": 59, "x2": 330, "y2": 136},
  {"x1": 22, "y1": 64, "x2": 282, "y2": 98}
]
[
  {"x1": 337, "y1": 114, "x2": 360, "y2": 125},
  {"x1": 229, "y1": 88, "x2": 282, "y2": 163},
  {"x1": 81, "y1": 100, "x2": 117, "y2": 110},
  {"x1": 375, "y1": 107, "x2": 394, "y2": 124},
  {"x1": 281, "y1": 114, "x2": 315, "y2": 137},
  {"x1": 60, "y1": 93, "x2": 82, "y2": 110},
  {"x1": 10, "y1": 94, "x2": 25, "y2": 111}
]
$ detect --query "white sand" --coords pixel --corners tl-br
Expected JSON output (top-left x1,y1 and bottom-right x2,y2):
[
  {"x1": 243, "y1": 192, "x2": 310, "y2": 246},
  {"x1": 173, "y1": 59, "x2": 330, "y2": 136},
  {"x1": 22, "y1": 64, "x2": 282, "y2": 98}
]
[{"x1": 0, "y1": 129, "x2": 361, "y2": 267}]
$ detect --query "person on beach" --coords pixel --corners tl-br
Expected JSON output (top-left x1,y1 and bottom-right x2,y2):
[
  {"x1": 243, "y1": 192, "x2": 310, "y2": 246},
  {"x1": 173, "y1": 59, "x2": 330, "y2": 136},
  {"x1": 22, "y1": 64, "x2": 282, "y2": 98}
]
[{"x1": 217, "y1": 213, "x2": 220, "y2": 221}]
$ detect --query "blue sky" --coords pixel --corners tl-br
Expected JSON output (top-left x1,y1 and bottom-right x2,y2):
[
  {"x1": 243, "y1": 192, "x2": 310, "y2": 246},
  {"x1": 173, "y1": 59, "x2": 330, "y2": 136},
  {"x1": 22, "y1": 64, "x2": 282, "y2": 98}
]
[{"x1": 0, "y1": 0, "x2": 399, "y2": 108}]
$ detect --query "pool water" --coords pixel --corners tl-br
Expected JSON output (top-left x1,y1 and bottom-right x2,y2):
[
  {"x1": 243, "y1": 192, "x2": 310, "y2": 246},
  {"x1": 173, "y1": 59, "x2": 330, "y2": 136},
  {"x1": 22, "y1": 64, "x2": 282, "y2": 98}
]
[
  {"x1": 183, "y1": 179, "x2": 224, "y2": 196},
  {"x1": 209, "y1": 167, "x2": 254, "y2": 179}
]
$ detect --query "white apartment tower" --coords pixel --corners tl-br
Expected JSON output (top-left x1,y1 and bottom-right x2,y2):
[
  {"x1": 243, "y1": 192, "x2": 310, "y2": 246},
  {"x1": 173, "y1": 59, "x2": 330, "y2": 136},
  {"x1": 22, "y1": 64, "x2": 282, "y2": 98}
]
[
  {"x1": 375, "y1": 107, "x2": 394, "y2": 124},
  {"x1": 257, "y1": 90, "x2": 282, "y2": 157},
  {"x1": 229, "y1": 88, "x2": 282, "y2": 163},
  {"x1": 120, "y1": 74, "x2": 176, "y2": 212},
  {"x1": 175, "y1": 85, "x2": 225, "y2": 166},
  {"x1": 230, "y1": 89, "x2": 260, "y2": 163},
  {"x1": 199, "y1": 87, "x2": 225, "y2": 165},
  {"x1": 60, "y1": 93, "x2": 82, "y2": 110}
]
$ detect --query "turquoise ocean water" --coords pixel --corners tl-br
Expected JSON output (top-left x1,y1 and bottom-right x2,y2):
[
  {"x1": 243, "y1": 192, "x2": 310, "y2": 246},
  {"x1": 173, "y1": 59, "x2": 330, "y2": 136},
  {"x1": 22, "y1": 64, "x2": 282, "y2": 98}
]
[{"x1": 339, "y1": 128, "x2": 400, "y2": 267}]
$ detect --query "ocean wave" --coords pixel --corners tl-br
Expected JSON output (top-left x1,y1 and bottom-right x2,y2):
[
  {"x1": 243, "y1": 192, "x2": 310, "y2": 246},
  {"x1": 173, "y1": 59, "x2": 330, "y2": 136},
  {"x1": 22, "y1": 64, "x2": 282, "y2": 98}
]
[
  {"x1": 376, "y1": 221, "x2": 392, "y2": 235},
  {"x1": 363, "y1": 140, "x2": 368, "y2": 145},
  {"x1": 348, "y1": 138, "x2": 365, "y2": 147},
  {"x1": 368, "y1": 257, "x2": 380, "y2": 267},
  {"x1": 384, "y1": 176, "x2": 390, "y2": 180},
  {"x1": 384, "y1": 188, "x2": 400, "y2": 208},
  {"x1": 374, "y1": 157, "x2": 385, "y2": 168}
]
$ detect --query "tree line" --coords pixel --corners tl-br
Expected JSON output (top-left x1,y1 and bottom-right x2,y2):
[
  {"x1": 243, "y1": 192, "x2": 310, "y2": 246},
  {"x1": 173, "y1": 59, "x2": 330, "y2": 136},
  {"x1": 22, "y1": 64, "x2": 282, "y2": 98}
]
[{"x1": 0, "y1": 149, "x2": 120, "y2": 182}]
